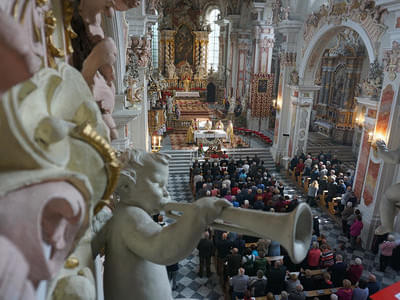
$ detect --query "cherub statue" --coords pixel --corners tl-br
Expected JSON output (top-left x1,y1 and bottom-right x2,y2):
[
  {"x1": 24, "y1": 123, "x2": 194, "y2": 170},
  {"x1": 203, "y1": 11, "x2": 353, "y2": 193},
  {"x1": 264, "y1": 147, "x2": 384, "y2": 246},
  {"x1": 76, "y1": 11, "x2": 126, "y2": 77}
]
[
  {"x1": 375, "y1": 140, "x2": 400, "y2": 235},
  {"x1": 91, "y1": 149, "x2": 230, "y2": 299}
]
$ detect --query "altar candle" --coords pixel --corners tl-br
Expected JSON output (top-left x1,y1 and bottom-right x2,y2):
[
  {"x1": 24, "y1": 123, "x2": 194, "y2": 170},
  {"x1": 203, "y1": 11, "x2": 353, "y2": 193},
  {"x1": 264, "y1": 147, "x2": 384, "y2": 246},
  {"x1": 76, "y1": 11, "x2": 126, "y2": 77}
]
[{"x1": 158, "y1": 136, "x2": 161, "y2": 147}]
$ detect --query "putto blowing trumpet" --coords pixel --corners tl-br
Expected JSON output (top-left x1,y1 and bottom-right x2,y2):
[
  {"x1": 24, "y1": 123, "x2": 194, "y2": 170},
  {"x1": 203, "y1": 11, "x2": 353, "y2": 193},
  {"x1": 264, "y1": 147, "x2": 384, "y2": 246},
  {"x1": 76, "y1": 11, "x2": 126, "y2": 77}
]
[{"x1": 164, "y1": 201, "x2": 313, "y2": 264}]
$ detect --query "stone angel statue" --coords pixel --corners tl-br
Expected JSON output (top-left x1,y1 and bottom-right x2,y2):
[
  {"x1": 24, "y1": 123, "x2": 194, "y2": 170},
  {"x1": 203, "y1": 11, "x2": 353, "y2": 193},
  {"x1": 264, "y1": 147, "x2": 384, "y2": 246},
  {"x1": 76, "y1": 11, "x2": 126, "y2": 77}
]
[{"x1": 375, "y1": 139, "x2": 400, "y2": 235}]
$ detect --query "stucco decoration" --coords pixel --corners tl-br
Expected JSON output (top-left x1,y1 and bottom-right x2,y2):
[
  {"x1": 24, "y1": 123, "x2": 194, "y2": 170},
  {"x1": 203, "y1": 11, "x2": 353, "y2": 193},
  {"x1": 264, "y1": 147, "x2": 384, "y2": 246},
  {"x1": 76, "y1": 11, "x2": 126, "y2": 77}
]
[
  {"x1": 356, "y1": 59, "x2": 383, "y2": 98},
  {"x1": 0, "y1": 63, "x2": 111, "y2": 203},
  {"x1": 130, "y1": 36, "x2": 151, "y2": 68},
  {"x1": 302, "y1": 1, "x2": 387, "y2": 57},
  {"x1": 79, "y1": 0, "x2": 140, "y2": 43},
  {"x1": 82, "y1": 37, "x2": 119, "y2": 139},
  {"x1": 383, "y1": 41, "x2": 400, "y2": 81},
  {"x1": 0, "y1": 10, "x2": 41, "y2": 95},
  {"x1": 280, "y1": 52, "x2": 296, "y2": 67},
  {"x1": 0, "y1": 182, "x2": 85, "y2": 285},
  {"x1": 0, "y1": 236, "x2": 35, "y2": 299}
]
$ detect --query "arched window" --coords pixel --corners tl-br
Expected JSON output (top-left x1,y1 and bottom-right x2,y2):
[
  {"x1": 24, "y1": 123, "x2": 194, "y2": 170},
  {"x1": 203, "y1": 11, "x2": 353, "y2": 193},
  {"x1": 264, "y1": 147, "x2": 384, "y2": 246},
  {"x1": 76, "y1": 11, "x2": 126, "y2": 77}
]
[
  {"x1": 151, "y1": 22, "x2": 159, "y2": 69},
  {"x1": 206, "y1": 8, "x2": 220, "y2": 72}
]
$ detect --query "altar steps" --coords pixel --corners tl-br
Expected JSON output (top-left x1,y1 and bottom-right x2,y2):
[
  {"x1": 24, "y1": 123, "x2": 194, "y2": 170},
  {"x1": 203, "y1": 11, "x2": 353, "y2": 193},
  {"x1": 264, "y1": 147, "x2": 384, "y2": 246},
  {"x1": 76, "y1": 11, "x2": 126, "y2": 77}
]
[{"x1": 161, "y1": 148, "x2": 275, "y2": 175}]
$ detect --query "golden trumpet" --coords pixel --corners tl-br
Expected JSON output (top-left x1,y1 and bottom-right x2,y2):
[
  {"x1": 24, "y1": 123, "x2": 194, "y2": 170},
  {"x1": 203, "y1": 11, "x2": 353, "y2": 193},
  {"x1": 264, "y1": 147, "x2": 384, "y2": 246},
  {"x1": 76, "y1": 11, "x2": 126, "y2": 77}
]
[{"x1": 164, "y1": 202, "x2": 313, "y2": 264}]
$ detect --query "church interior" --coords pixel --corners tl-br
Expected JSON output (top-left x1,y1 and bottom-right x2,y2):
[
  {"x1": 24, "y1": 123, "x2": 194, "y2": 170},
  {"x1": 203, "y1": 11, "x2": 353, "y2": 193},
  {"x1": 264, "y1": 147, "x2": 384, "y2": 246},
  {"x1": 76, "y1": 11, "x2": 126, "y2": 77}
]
[{"x1": 1, "y1": 0, "x2": 400, "y2": 299}]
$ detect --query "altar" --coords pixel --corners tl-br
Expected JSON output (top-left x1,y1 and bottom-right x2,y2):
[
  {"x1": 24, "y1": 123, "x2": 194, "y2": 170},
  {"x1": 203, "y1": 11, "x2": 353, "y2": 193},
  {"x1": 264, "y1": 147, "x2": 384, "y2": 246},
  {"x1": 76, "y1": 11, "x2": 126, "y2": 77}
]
[
  {"x1": 175, "y1": 91, "x2": 200, "y2": 98},
  {"x1": 194, "y1": 130, "x2": 227, "y2": 144}
]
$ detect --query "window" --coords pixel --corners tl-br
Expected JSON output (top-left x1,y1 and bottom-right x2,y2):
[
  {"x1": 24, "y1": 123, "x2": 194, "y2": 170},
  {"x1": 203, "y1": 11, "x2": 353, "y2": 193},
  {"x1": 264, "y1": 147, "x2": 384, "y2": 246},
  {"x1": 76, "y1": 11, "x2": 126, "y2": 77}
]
[
  {"x1": 151, "y1": 23, "x2": 158, "y2": 69},
  {"x1": 206, "y1": 9, "x2": 220, "y2": 72}
]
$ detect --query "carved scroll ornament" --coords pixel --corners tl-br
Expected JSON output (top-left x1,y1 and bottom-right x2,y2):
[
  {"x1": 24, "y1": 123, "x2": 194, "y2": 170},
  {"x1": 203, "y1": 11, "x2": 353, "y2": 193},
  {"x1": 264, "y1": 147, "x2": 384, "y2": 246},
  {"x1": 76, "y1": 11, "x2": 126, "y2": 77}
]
[
  {"x1": 383, "y1": 41, "x2": 400, "y2": 81},
  {"x1": 302, "y1": 1, "x2": 387, "y2": 56}
]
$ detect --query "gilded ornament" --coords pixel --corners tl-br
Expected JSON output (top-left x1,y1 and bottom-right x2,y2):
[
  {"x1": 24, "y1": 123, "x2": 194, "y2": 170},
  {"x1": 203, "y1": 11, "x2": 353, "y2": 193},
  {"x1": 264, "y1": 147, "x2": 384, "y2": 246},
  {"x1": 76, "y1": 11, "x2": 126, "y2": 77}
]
[
  {"x1": 45, "y1": 10, "x2": 65, "y2": 68},
  {"x1": 63, "y1": 0, "x2": 78, "y2": 55},
  {"x1": 64, "y1": 257, "x2": 79, "y2": 269},
  {"x1": 71, "y1": 123, "x2": 121, "y2": 201}
]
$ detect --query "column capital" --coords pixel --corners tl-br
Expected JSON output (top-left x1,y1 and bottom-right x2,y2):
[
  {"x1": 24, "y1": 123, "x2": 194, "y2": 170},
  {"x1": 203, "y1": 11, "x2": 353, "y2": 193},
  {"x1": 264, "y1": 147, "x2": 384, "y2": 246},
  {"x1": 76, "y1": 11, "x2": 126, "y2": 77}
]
[{"x1": 375, "y1": 0, "x2": 400, "y2": 12}]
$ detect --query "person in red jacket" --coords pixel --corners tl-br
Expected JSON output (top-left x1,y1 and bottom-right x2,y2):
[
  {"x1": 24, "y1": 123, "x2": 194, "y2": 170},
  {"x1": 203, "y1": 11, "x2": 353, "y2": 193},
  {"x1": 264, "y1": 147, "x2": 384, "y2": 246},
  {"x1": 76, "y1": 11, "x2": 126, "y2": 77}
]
[
  {"x1": 307, "y1": 242, "x2": 321, "y2": 269},
  {"x1": 347, "y1": 257, "x2": 363, "y2": 285}
]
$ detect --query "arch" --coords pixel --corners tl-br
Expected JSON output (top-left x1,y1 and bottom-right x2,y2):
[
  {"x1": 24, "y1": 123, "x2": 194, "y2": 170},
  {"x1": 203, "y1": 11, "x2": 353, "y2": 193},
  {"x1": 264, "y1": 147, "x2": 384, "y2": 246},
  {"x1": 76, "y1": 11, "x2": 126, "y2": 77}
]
[
  {"x1": 299, "y1": 20, "x2": 376, "y2": 83},
  {"x1": 206, "y1": 82, "x2": 216, "y2": 102}
]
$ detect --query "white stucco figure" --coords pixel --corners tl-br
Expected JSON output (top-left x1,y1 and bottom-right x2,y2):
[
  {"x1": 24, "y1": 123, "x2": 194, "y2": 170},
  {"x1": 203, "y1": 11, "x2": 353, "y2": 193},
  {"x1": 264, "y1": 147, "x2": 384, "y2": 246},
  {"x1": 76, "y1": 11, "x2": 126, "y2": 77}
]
[
  {"x1": 167, "y1": 96, "x2": 173, "y2": 113},
  {"x1": 375, "y1": 140, "x2": 400, "y2": 235},
  {"x1": 92, "y1": 149, "x2": 231, "y2": 300}
]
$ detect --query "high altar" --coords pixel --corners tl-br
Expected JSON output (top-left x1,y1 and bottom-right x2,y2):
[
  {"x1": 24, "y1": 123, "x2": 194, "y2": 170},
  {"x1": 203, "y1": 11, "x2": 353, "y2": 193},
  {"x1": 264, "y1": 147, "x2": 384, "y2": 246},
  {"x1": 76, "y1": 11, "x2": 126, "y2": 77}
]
[{"x1": 159, "y1": 0, "x2": 209, "y2": 91}]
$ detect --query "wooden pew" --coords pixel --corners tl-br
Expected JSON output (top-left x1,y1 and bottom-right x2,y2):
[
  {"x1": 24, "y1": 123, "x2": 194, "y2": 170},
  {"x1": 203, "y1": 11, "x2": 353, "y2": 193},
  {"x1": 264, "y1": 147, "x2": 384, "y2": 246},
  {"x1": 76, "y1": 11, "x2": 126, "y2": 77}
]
[
  {"x1": 319, "y1": 190, "x2": 328, "y2": 207},
  {"x1": 328, "y1": 197, "x2": 340, "y2": 215},
  {"x1": 305, "y1": 288, "x2": 339, "y2": 298},
  {"x1": 304, "y1": 177, "x2": 311, "y2": 193}
]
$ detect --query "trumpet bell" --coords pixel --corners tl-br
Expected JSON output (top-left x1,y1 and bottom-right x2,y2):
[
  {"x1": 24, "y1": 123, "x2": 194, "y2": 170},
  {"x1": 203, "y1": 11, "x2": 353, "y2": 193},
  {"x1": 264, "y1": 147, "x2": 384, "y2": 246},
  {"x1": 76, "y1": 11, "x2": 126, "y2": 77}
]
[{"x1": 164, "y1": 201, "x2": 313, "y2": 264}]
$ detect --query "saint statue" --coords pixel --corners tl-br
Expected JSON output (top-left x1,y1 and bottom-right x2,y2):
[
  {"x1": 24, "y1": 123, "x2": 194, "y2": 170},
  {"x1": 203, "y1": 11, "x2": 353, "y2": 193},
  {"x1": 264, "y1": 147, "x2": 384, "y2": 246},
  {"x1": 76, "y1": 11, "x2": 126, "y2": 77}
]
[
  {"x1": 183, "y1": 77, "x2": 191, "y2": 92},
  {"x1": 226, "y1": 120, "x2": 235, "y2": 144}
]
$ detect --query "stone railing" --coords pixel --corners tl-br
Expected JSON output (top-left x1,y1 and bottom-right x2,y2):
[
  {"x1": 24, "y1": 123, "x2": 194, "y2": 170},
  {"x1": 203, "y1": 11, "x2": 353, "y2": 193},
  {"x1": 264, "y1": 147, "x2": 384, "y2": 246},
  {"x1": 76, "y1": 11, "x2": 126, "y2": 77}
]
[{"x1": 167, "y1": 119, "x2": 192, "y2": 129}]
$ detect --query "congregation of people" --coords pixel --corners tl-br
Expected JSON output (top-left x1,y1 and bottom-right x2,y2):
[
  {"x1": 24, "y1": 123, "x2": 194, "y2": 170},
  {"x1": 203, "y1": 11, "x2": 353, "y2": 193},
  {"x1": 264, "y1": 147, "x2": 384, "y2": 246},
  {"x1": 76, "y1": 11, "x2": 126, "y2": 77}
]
[{"x1": 187, "y1": 152, "x2": 400, "y2": 300}]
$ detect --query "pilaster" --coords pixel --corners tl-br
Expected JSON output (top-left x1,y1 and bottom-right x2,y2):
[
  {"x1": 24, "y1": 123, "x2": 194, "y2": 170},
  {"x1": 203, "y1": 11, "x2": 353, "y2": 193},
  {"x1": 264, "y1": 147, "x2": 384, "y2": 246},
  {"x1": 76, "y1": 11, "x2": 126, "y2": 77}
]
[
  {"x1": 271, "y1": 20, "x2": 302, "y2": 162},
  {"x1": 354, "y1": 11, "x2": 400, "y2": 247}
]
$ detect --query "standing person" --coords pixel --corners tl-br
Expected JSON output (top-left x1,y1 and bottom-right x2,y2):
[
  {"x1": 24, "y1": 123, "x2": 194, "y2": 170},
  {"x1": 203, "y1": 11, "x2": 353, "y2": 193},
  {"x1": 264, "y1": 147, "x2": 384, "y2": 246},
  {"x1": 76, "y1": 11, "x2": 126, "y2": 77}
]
[
  {"x1": 226, "y1": 248, "x2": 243, "y2": 278},
  {"x1": 230, "y1": 268, "x2": 249, "y2": 300},
  {"x1": 379, "y1": 234, "x2": 400, "y2": 272},
  {"x1": 347, "y1": 258, "x2": 363, "y2": 285},
  {"x1": 307, "y1": 180, "x2": 319, "y2": 207},
  {"x1": 328, "y1": 254, "x2": 347, "y2": 287},
  {"x1": 249, "y1": 270, "x2": 268, "y2": 297},
  {"x1": 166, "y1": 263, "x2": 179, "y2": 290},
  {"x1": 216, "y1": 232, "x2": 232, "y2": 276},
  {"x1": 197, "y1": 231, "x2": 214, "y2": 277},
  {"x1": 350, "y1": 215, "x2": 363, "y2": 249},
  {"x1": 341, "y1": 202, "x2": 354, "y2": 235},
  {"x1": 307, "y1": 242, "x2": 321, "y2": 269}
]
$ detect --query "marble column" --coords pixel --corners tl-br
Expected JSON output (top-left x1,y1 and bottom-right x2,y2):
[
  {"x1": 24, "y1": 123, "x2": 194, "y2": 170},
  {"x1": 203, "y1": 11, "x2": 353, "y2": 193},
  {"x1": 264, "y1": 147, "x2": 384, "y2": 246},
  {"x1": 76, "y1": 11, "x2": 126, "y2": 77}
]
[
  {"x1": 193, "y1": 31, "x2": 209, "y2": 75},
  {"x1": 271, "y1": 20, "x2": 302, "y2": 163},
  {"x1": 226, "y1": 15, "x2": 240, "y2": 98},
  {"x1": 159, "y1": 30, "x2": 176, "y2": 75}
]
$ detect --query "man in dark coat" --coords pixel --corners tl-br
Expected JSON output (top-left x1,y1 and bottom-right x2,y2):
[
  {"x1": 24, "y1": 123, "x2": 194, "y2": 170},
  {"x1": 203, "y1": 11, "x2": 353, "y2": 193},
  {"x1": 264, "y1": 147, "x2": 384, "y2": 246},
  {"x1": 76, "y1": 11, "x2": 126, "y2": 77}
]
[
  {"x1": 197, "y1": 231, "x2": 214, "y2": 277},
  {"x1": 328, "y1": 254, "x2": 347, "y2": 287},
  {"x1": 266, "y1": 260, "x2": 286, "y2": 294}
]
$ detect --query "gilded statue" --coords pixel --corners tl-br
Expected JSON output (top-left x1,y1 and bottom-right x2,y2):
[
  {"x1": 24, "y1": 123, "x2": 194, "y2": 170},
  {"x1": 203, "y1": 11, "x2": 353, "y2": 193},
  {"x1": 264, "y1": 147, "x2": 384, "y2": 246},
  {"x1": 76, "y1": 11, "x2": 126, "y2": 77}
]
[{"x1": 226, "y1": 120, "x2": 235, "y2": 143}]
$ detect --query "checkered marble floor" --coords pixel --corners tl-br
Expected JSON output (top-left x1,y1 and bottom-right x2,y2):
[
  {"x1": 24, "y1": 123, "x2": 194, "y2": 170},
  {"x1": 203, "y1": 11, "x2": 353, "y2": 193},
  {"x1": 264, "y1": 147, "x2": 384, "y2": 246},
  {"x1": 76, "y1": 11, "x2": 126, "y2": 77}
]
[{"x1": 164, "y1": 150, "x2": 399, "y2": 300}]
